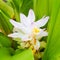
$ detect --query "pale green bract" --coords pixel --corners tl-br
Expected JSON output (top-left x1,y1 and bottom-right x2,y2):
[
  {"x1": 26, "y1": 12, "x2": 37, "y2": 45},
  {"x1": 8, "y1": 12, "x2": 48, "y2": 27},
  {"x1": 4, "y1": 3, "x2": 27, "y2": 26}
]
[{"x1": 8, "y1": 9, "x2": 49, "y2": 50}]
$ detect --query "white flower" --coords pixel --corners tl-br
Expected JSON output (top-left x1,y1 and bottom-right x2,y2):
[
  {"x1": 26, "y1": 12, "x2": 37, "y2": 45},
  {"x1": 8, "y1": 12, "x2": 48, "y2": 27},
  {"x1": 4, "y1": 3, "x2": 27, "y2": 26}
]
[{"x1": 8, "y1": 9, "x2": 49, "y2": 50}]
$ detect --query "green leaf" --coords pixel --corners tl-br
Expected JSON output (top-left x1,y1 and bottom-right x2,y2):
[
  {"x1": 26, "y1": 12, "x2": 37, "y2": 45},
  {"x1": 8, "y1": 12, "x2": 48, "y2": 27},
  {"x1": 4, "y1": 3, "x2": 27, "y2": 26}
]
[
  {"x1": 0, "y1": 32, "x2": 12, "y2": 47},
  {"x1": 12, "y1": 49, "x2": 34, "y2": 60},
  {"x1": 8, "y1": 0, "x2": 21, "y2": 22},
  {"x1": 0, "y1": 0, "x2": 14, "y2": 18},
  {"x1": 43, "y1": 0, "x2": 60, "y2": 60},
  {"x1": 0, "y1": 47, "x2": 12, "y2": 60},
  {"x1": 47, "y1": 0, "x2": 60, "y2": 44},
  {"x1": 33, "y1": 0, "x2": 48, "y2": 19},
  {"x1": 14, "y1": 49, "x2": 24, "y2": 55},
  {"x1": 0, "y1": 48, "x2": 34, "y2": 60},
  {"x1": 0, "y1": 10, "x2": 13, "y2": 34}
]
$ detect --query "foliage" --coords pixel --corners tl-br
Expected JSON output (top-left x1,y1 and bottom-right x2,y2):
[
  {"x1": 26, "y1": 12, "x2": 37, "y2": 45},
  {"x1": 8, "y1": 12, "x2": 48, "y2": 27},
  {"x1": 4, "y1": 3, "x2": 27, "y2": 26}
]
[{"x1": 0, "y1": 0, "x2": 60, "y2": 60}]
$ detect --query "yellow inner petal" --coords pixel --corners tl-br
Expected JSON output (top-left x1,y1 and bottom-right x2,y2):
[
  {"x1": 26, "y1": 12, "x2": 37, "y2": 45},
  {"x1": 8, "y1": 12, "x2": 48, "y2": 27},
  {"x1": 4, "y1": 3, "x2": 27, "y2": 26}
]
[{"x1": 32, "y1": 27, "x2": 40, "y2": 34}]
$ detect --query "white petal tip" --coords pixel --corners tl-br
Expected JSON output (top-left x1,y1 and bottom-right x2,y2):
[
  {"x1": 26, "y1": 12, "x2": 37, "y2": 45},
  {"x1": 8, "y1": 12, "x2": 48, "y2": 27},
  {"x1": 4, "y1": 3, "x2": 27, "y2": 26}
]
[
  {"x1": 10, "y1": 19, "x2": 14, "y2": 22},
  {"x1": 9, "y1": 19, "x2": 15, "y2": 25},
  {"x1": 20, "y1": 13, "x2": 24, "y2": 16},
  {"x1": 43, "y1": 32, "x2": 48, "y2": 36},
  {"x1": 34, "y1": 41, "x2": 40, "y2": 50},
  {"x1": 29, "y1": 9, "x2": 33, "y2": 12},
  {"x1": 28, "y1": 9, "x2": 35, "y2": 22},
  {"x1": 8, "y1": 34, "x2": 16, "y2": 37},
  {"x1": 8, "y1": 34, "x2": 12, "y2": 37},
  {"x1": 46, "y1": 16, "x2": 49, "y2": 20}
]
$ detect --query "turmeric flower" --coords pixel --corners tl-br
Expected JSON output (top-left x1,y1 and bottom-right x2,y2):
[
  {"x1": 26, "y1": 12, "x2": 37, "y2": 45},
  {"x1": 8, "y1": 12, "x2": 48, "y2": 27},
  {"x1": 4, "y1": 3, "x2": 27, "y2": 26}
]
[{"x1": 8, "y1": 9, "x2": 49, "y2": 51}]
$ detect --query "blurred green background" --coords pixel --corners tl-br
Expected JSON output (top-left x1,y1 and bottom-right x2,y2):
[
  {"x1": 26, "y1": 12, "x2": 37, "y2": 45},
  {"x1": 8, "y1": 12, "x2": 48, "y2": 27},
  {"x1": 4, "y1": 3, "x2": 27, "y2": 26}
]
[{"x1": 0, "y1": 0, "x2": 60, "y2": 60}]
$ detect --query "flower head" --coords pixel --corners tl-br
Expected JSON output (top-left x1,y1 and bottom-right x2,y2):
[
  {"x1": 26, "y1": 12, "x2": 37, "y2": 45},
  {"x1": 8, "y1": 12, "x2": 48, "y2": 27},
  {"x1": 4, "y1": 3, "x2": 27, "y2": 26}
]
[{"x1": 8, "y1": 9, "x2": 49, "y2": 51}]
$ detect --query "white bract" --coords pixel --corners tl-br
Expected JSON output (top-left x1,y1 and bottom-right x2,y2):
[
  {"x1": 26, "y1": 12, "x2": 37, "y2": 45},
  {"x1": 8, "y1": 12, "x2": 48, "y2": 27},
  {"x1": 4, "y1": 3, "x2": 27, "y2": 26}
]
[{"x1": 8, "y1": 9, "x2": 49, "y2": 50}]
